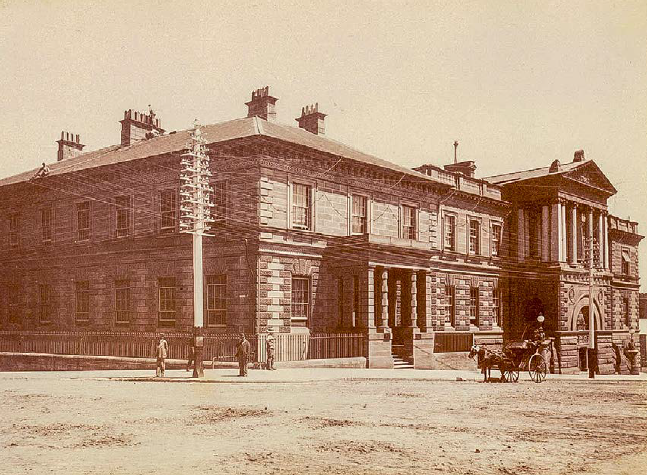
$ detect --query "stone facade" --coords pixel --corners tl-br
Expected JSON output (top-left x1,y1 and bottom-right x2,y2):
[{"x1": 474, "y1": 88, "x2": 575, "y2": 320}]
[{"x1": 0, "y1": 92, "x2": 641, "y2": 373}]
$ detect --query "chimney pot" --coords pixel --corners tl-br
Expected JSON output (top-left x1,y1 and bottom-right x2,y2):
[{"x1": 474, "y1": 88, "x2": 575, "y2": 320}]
[
  {"x1": 574, "y1": 149, "x2": 585, "y2": 162},
  {"x1": 296, "y1": 102, "x2": 327, "y2": 135},
  {"x1": 246, "y1": 86, "x2": 278, "y2": 122},
  {"x1": 120, "y1": 107, "x2": 165, "y2": 146},
  {"x1": 56, "y1": 130, "x2": 85, "y2": 161}
]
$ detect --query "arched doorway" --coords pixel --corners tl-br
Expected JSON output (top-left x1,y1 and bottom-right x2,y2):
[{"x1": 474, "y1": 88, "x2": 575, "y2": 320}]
[
  {"x1": 570, "y1": 296, "x2": 603, "y2": 372},
  {"x1": 569, "y1": 297, "x2": 603, "y2": 332}
]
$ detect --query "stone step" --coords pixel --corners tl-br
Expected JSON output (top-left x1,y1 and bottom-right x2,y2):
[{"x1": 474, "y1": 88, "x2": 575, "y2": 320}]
[{"x1": 392, "y1": 352, "x2": 414, "y2": 369}]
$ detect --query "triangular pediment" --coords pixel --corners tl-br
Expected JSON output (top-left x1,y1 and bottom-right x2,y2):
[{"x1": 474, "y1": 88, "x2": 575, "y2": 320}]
[{"x1": 563, "y1": 161, "x2": 617, "y2": 195}]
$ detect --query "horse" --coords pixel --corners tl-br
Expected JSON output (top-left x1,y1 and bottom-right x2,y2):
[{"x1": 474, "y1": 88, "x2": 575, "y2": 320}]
[{"x1": 468, "y1": 344, "x2": 506, "y2": 382}]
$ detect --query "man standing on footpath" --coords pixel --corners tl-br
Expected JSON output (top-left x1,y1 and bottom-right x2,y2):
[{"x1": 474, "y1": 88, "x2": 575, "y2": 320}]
[
  {"x1": 156, "y1": 334, "x2": 169, "y2": 377},
  {"x1": 266, "y1": 334, "x2": 276, "y2": 370},
  {"x1": 235, "y1": 333, "x2": 251, "y2": 377}
]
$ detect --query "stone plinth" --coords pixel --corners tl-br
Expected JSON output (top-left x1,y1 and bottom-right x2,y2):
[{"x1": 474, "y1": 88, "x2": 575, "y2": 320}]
[{"x1": 366, "y1": 329, "x2": 393, "y2": 369}]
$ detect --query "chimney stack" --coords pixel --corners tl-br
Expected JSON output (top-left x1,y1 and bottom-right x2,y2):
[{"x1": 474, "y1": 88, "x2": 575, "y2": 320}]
[
  {"x1": 120, "y1": 107, "x2": 165, "y2": 147},
  {"x1": 56, "y1": 131, "x2": 85, "y2": 161},
  {"x1": 245, "y1": 86, "x2": 277, "y2": 122},
  {"x1": 573, "y1": 149, "x2": 585, "y2": 162},
  {"x1": 296, "y1": 103, "x2": 326, "y2": 135}
]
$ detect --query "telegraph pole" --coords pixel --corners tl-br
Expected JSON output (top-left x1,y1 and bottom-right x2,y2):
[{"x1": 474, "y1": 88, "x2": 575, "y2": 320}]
[
  {"x1": 585, "y1": 234, "x2": 600, "y2": 379},
  {"x1": 180, "y1": 121, "x2": 214, "y2": 378}
]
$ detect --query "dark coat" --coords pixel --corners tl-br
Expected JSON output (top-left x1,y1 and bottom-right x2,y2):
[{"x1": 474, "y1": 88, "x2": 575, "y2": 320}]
[{"x1": 236, "y1": 339, "x2": 251, "y2": 360}]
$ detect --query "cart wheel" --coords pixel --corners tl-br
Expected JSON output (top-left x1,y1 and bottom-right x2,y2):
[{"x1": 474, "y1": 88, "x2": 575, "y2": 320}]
[{"x1": 528, "y1": 354, "x2": 547, "y2": 383}]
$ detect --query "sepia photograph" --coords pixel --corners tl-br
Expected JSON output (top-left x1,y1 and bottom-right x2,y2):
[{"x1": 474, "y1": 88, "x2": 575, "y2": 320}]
[{"x1": 0, "y1": 1, "x2": 645, "y2": 474}]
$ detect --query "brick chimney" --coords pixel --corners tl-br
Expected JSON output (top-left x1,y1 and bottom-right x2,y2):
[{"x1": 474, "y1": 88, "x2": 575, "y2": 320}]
[
  {"x1": 574, "y1": 149, "x2": 585, "y2": 162},
  {"x1": 296, "y1": 103, "x2": 326, "y2": 135},
  {"x1": 120, "y1": 108, "x2": 165, "y2": 147},
  {"x1": 56, "y1": 131, "x2": 85, "y2": 161},
  {"x1": 245, "y1": 86, "x2": 277, "y2": 122},
  {"x1": 444, "y1": 161, "x2": 476, "y2": 178}
]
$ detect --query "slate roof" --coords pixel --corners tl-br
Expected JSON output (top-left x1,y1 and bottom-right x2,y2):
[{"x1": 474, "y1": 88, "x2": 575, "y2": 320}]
[{"x1": 0, "y1": 116, "x2": 447, "y2": 188}]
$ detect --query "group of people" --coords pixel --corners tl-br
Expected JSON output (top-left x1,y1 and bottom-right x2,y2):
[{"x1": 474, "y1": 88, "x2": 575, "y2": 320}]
[{"x1": 154, "y1": 332, "x2": 277, "y2": 377}]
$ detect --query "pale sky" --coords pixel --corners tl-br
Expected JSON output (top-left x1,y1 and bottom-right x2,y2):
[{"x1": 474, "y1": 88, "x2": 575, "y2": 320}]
[{"x1": 1, "y1": 0, "x2": 646, "y2": 286}]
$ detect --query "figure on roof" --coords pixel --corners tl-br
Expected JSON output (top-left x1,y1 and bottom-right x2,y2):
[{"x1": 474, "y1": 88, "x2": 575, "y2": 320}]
[{"x1": 32, "y1": 162, "x2": 50, "y2": 180}]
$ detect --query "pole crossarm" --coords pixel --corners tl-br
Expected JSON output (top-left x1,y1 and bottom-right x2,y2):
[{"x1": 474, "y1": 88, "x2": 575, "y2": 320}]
[{"x1": 179, "y1": 120, "x2": 213, "y2": 378}]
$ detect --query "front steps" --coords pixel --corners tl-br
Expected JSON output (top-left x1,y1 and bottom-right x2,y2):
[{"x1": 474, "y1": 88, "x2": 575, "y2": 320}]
[{"x1": 392, "y1": 344, "x2": 414, "y2": 369}]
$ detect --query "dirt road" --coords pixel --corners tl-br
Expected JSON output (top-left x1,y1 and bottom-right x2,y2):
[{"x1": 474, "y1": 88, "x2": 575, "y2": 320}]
[{"x1": 1, "y1": 371, "x2": 646, "y2": 474}]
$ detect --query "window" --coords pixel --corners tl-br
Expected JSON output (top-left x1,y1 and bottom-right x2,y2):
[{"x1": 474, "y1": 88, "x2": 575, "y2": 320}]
[
  {"x1": 337, "y1": 278, "x2": 344, "y2": 326},
  {"x1": 115, "y1": 195, "x2": 132, "y2": 238},
  {"x1": 41, "y1": 208, "x2": 52, "y2": 242},
  {"x1": 493, "y1": 287, "x2": 501, "y2": 327},
  {"x1": 213, "y1": 181, "x2": 227, "y2": 221},
  {"x1": 444, "y1": 214, "x2": 456, "y2": 251},
  {"x1": 75, "y1": 281, "x2": 90, "y2": 322},
  {"x1": 351, "y1": 195, "x2": 368, "y2": 234},
  {"x1": 206, "y1": 275, "x2": 227, "y2": 327},
  {"x1": 292, "y1": 183, "x2": 311, "y2": 230},
  {"x1": 402, "y1": 205, "x2": 416, "y2": 239},
  {"x1": 445, "y1": 284, "x2": 455, "y2": 326},
  {"x1": 491, "y1": 223, "x2": 502, "y2": 257},
  {"x1": 39, "y1": 284, "x2": 51, "y2": 324},
  {"x1": 621, "y1": 249, "x2": 631, "y2": 276},
  {"x1": 160, "y1": 190, "x2": 177, "y2": 233},
  {"x1": 470, "y1": 287, "x2": 479, "y2": 327},
  {"x1": 352, "y1": 275, "x2": 359, "y2": 327},
  {"x1": 9, "y1": 214, "x2": 19, "y2": 247},
  {"x1": 77, "y1": 201, "x2": 90, "y2": 241},
  {"x1": 115, "y1": 280, "x2": 130, "y2": 324},
  {"x1": 469, "y1": 219, "x2": 480, "y2": 255},
  {"x1": 7, "y1": 284, "x2": 20, "y2": 323},
  {"x1": 158, "y1": 277, "x2": 176, "y2": 324},
  {"x1": 291, "y1": 277, "x2": 310, "y2": 326}
]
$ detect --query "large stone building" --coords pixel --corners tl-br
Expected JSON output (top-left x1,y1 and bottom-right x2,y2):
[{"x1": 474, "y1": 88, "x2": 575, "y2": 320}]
[{"x1": 0, "y1": 87, "x2": 641, "y2": 372}]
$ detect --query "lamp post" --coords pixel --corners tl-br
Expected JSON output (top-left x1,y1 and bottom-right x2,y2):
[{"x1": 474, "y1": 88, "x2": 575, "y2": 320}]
[{"x1": 180, "y1": 120, "x2": 214, "y2": 378}]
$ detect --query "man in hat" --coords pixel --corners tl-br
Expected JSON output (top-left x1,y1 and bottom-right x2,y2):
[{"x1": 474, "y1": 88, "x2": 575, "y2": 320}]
[
  {"x1": 266, "y1": 334, "x2": 276, "y2": 371},
  {"x1": 235, "y1": 333, "x2": 251, "y2": 377},
  {"x1": 156, "y1": 334, "x2": 169, "y2": 377}
]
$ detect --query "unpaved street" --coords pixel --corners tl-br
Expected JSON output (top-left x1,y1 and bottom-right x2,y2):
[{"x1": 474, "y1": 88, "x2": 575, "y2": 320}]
[{"x1": 1, "y1": 371, "x2": 646, "y2": 475}]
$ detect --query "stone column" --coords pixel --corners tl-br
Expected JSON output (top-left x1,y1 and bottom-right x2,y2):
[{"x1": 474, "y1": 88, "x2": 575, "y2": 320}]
[
  {"x1": 541, "y1": 205, "x2": 550, "y2": 262},
  {"x1": 366, "y1": 267, "x2": 375, "y2": 329},
  {"x1": 551, "y1": 201, "x2": 560, "y2": 261},
  {"x1": 571, "y1": 204, "x2": 578, "y2": 265},
  {"x1": 597, "y1": 212, "x2": 604, "y2": 268},
  {"x1": 603, "y1": 212, "x2": 609, "y2": 269},
  {"x1": 588, "y1": 208, "x2": 594, "y2": 254},
  {"x1": 561, "y1": 202, "x2": 567, "y2": 262},
  {"x1": 380, "y1": 268, "x2": 389, "y2": 329},
  {"x1": 422, "y1": 271, "x2": 432, "y2": 331},
  {"x1": 410, "y1": 271, "x2": 418, "y2": 328}
]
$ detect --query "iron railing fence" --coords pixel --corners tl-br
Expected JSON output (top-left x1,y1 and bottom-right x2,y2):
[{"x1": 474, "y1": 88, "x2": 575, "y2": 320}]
[{"x1": 0, "y1": 331, "x2": 366, "y2": 363}]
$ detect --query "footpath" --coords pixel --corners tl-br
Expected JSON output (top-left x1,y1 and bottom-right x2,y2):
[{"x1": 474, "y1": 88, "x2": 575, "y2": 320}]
[{"x1": 3, "y1": 367, "x2": 645, "y2": 384}]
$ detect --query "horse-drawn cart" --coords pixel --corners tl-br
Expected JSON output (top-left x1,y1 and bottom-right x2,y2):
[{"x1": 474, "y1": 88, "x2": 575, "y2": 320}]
[{"x1": 469, "y1": 338, "x2": 550, "y2": 383}]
